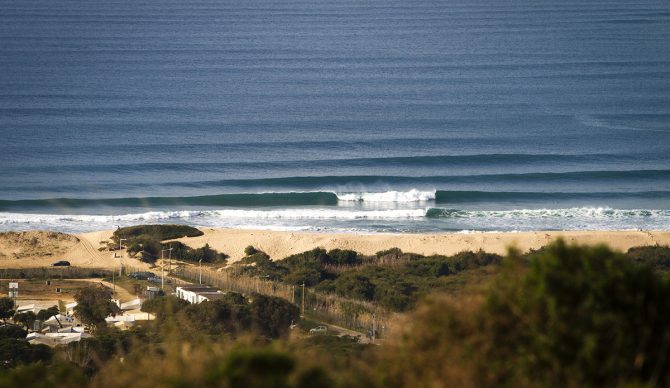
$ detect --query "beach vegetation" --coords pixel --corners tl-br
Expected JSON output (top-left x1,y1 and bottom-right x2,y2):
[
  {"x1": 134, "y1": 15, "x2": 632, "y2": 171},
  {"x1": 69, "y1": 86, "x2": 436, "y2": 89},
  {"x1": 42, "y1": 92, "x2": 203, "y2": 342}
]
[
  {"x1": 252, "y1": 248, "x2": 503, "y2": 311},
  {"x1": 164, "y1": 241, "x2": 228, "y2": 264},
  {"x1": 112, "y1": 224, "x2": 204, "y2": 243},
  {"x1": 244, "y1": 245, "x2": 259, "y2": 256},
  {"x1": 112, "y1": 224, "x2": 205, "y2": 262},
  {"x1": 174, "y1": 292, "x2": 299, "y2": 339},
  {"x1": 627, "y1": 245, "x2": 670, "y2": 271}
]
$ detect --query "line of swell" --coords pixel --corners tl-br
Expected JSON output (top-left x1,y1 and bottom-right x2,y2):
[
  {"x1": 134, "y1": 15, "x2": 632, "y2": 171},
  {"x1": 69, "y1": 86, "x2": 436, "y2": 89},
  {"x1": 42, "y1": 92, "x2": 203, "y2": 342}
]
[
  {"x1": 2, "y1": 190, "x2": 670, "y2": 210},
  {"x1": 165, "y1": 170, "x2": 670, "y2": 188},
  {"x1": 7, "y1": 169, "x2": 667, "y2": 193},
  {"x1": 0, "y1": 192, "x2": 339, "y2": 210},
  {"x1": 7, "y1": 152, "x2": 667, "y2": 173}
]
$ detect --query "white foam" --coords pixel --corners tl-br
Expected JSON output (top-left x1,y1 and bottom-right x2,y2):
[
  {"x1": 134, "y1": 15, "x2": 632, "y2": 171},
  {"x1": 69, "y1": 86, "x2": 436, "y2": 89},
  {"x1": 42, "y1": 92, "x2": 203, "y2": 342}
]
[
  {"x1": 336, "y1": 189, "x2": 436, "y2": 202},
  {"x1": 1, "y1": 206, "x2": 668, "y2": 234},
  {"x1": 445, "y1": 207, "x2": 668, "y2": 219},
  {"x1": 0, "y1": 208, "x2": 427, "y2": 226}
]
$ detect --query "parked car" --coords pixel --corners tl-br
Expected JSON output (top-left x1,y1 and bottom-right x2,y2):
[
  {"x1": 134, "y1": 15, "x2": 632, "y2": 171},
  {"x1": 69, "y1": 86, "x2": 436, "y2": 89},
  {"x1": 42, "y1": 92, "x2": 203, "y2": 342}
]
[
  {"x1": 51, "y1": 260, "x2": 70, "y2": 267},
  {"x1": 128, "y1": 271, "x2": 156, "y2": 280},
  {"x1": 147, "y1": 276, "x2": 170, "y2": 284},
  {"x1": 309, "y1": 325, "x2": 328, "y2": 334}
]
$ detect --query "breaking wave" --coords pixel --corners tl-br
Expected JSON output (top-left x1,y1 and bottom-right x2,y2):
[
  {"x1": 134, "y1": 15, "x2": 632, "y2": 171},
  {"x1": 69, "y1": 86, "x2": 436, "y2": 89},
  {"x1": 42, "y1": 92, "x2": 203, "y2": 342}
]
[
  {"x1": 0, "y1": 206, "x2": 668, "y2": 234},
  {"x1": 336, "y1": 189, "x2": 436, "y2": 202}
]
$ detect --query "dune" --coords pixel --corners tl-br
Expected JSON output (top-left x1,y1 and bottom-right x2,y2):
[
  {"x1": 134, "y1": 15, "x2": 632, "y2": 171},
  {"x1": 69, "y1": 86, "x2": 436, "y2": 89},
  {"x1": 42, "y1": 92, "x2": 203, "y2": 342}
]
[
  {"x1": 176, "y1": 228, "x2": 670, "y2": 262},
  {"x1": 2, "y1": 228, "x2": 669, "y2": 269}
]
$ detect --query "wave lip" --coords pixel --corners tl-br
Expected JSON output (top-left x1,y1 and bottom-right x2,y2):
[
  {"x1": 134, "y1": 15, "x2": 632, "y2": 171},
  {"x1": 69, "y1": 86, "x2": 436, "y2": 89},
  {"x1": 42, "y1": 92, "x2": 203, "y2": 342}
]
[{"x1": 337, "y1": 189, "x2": 436, "y2": 202}]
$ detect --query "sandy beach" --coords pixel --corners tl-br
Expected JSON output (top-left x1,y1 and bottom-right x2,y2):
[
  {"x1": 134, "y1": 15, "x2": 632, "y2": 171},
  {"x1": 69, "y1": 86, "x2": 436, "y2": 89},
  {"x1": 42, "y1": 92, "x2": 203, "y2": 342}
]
[{"x1": 1, "y1": 228, "x2": 669, "y2": 269}]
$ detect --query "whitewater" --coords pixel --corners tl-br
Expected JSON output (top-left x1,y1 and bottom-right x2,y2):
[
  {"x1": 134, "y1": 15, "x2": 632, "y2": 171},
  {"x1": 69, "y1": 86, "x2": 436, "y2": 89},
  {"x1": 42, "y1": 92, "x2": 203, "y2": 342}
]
[{"x1": 0, "y1": 189, "x2": 668, "y2": 233}]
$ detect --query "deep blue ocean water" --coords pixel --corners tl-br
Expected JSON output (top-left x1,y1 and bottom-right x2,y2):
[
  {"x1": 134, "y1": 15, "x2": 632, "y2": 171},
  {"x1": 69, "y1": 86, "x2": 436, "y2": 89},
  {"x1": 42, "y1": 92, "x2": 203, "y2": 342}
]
[{"x1": 1, "y1": 0, "x2": 669, "y2": 232}]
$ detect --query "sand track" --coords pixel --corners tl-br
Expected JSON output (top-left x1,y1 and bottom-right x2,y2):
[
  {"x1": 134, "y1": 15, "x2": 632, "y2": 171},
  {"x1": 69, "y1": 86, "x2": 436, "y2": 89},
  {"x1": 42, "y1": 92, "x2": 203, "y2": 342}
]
[{"x1": 0, "y1": 230, "x2": 150, "y2": 270}]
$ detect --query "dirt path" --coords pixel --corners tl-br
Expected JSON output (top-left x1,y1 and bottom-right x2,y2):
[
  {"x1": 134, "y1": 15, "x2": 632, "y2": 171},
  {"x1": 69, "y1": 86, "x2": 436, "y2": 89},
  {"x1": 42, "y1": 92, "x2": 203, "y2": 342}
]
[{"x1": 70, "y1": 278, "x2": 136, "y2": 302}]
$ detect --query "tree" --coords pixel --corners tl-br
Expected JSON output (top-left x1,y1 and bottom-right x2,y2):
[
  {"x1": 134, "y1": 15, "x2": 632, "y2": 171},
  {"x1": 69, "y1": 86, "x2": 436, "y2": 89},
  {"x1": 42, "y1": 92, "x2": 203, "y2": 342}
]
[
  {"x1": 36, "y1": 306, "x2": 59, "y2": 322},
  {"x1": 177, "y1": 294, "x2": 252, "y2": 336},
  {"x1": 250, "y1": 294, "x2": 300, "y2": 339},
  {"x1": 141, "y1": 295, "x2": 189, "y2": 322},
  {"x1": 13, "y1": 311, "x2": 36, "y2": 331},
  {"x1": 73, "y1": 286, "x2": 120, "y2": 331},
  {"x1": 0, "y1": 297, "x2": 15, "y2": 323}
]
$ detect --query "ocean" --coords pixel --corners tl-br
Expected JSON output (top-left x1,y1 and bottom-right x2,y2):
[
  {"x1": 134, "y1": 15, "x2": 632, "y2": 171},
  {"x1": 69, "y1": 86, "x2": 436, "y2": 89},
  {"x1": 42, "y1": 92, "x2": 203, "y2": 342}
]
[{"x1": 1, "y1": 0, "x2": 669, "y2": 233}]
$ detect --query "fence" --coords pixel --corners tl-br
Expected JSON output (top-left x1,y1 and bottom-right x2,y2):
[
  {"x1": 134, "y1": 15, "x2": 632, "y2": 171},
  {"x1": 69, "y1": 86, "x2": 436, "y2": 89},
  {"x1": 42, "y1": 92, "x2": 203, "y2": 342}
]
[
  {"x1": 0, "y1": 267, "x2": 110, "y2": 279},
  {"x1": 173, "y1": 266, "x2": 396, "y2": 337}
]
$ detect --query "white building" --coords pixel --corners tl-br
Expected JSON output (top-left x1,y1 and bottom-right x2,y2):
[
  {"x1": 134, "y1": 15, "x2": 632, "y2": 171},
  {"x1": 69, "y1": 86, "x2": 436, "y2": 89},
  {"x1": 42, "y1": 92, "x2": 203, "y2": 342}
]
[
  {"x1": 16, "y1": 304, "x2": 41, "y2": 315},
  {"x1": 175, "y1": 286, "x2": 225, "y2": 304},
  {"x1": 27, "y1": 332, "x2": 92, "y2": 347}
]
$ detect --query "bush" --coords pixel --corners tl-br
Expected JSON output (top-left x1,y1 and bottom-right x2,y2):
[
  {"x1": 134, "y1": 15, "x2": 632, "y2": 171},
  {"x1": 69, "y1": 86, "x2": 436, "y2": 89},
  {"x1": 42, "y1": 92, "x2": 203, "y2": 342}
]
[
  {"x1": 249, "y1": 294, "x2": 300, "y2": 339},
  {"x1": 113, "y1": 224, "x2": 204, "y2": 242},
  {"x1": 176, "y1": 293, "x2": 252, "y2": 337},
  {"x1": 0, "y1": 339, "x2": 52, "y2": 368},
  {"x1": 244, "y1": 246, "x2": 259, "y2": 256},
  {"x1": 0, "y1": 362, "x2": 86, "y2": 387},
  {"x1": 141, "y1": 296, "x2": 189, "y2": 321},
  {"x1": 206, "y1": 348, "x2": 296, "y2": 388},
  {"x1": 384, "y1": 240, "x2": 670, "y2": 387},
  {"x1": 0, "y1": 325, "x2": 27, "y2": 339},
  {"x1": 627, "y1": 245, "x2": 670, "y2": 270},
  {"x1": 327, "y1": 249, "x2": 361, "y2": 266},
  {"x1": 375, "y1": 248, "x2": 402, "y2": 259},
  {"x1": 0, "y1": 297, "x2": 15, "y2": 322}
]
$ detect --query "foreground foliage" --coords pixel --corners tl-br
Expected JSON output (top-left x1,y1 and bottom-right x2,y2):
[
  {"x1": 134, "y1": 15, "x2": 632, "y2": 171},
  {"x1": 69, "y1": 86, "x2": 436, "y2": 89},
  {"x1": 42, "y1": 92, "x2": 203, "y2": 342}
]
[
  {"x1": 2, "y1": 241, "x2": 670, "y2": 387},
  {"x1": 383, "y1": 241, "x2": 670, "y2": 387}
]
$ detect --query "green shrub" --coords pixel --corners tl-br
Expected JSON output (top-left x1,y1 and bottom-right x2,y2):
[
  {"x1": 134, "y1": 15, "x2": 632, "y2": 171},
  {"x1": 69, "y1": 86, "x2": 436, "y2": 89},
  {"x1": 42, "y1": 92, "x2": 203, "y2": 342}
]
[
  {"x1": 386, "y1": 239, "x2": 670, "y2": 387},
  {"x1": 0, "y1": 339, "x2": 52, "y2": 368},
  {"x1": 113, "y1": 224, "x2": 203, "y2": 242},
  {"x1": 0, "y1": 325, "x2": 27, "y2": 339},
  {"x1": 244, "y1": 246, "x2": 259, "y2": 256},
  {"x1": 627, "y1": 245, "x2": 670, "y2": 270}
]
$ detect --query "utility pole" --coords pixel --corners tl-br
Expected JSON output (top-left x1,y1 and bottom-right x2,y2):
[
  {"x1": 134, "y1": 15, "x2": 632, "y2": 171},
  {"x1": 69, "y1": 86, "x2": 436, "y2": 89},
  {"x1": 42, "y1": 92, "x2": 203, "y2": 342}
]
[
  {"x1": 372, "y1": 313, "x2": 376, "y2": 344},
  {"x1": 160, "y1": 247, "x2": 173, "y2": 290},
  {"x1": 301, "y1": 282, "x2": 305, "y2": 317},
  {"x1": 199, "y1": 259, "x2": 203, "y2": 285},
  {"x1": 168, "y1": 244, "x2": 172, "y2": 275},
  {"x1": 118, "y1": 238, "x2": 127, "y2": 276}
]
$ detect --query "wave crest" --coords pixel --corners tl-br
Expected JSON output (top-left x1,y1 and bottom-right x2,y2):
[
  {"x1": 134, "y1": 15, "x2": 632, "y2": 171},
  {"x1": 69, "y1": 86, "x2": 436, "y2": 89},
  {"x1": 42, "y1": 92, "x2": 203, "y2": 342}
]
[{"x1": 336, "y1": 189, "x2": 436, "y2": 202}]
